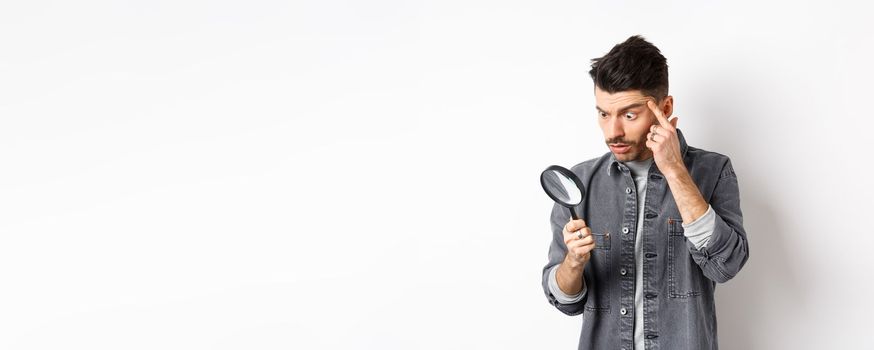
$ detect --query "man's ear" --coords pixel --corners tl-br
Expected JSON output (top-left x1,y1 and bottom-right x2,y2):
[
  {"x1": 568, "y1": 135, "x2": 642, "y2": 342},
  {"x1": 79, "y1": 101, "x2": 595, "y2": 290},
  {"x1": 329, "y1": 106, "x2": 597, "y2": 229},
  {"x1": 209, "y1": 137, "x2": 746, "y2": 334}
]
[
  {"x1": 662, "y1": 95, "x2": 676, "y2": 127},
  {"x1": 662, "y1": 95, "x2": 674, "y2": 117}
]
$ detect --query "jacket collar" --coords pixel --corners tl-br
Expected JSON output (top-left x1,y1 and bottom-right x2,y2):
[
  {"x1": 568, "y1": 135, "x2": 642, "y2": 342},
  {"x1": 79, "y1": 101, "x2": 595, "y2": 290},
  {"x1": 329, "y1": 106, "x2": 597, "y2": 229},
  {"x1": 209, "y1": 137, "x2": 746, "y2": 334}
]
[{"x1": 607, "y1": 128, "x2": 689, "y2": 177}]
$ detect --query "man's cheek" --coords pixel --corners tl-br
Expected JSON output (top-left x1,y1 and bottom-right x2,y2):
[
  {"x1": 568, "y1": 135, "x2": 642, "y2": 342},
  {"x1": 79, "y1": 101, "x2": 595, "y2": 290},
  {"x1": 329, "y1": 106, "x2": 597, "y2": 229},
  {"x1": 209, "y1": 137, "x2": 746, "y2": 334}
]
[{"x1": 637, "y1": 133, "x2": 649, "y2": 145}]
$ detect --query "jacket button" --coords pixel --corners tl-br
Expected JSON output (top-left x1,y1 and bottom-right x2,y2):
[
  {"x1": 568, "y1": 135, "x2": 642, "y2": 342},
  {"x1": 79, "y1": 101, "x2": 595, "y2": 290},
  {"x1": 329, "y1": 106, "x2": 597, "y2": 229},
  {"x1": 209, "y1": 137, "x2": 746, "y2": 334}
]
[
  {"x1": 620, "y1": 308, "x2": 627, "y2": 315},
  {"x1": 622, "y1": 227, "x2": 629, "y2": 234},
  {"x1": 620, "y1": 268, "x2": 627, "y2": 275},
  {"x1": 625, "y1": 187, "x2": 632, "y2": 194}
]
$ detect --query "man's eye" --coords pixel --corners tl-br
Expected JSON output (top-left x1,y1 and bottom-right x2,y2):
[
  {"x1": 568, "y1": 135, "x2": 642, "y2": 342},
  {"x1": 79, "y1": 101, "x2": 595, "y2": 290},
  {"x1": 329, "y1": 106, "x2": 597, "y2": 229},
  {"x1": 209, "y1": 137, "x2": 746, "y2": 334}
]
[
  {"x1": 599, "y1": 112, "x2": 607, "y2": 118},
  {"x1": 624, "y1": 112, "x2": 636, "y2": 119}
]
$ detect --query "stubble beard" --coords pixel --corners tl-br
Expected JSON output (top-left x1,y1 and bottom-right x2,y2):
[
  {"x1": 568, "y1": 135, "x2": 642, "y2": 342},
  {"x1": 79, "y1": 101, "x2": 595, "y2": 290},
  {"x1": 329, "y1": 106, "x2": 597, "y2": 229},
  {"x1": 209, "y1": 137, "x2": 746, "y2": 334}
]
[{"x1": 607, "y1": 134, "x2": 652, "y2": 162}]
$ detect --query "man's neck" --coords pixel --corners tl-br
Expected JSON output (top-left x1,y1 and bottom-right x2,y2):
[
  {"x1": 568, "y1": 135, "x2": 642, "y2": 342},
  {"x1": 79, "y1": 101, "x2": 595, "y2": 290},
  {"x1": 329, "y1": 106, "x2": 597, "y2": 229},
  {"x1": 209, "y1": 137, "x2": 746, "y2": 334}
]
[{"x1": 622, "y1": 156, "x2": 654, "y2": 176}]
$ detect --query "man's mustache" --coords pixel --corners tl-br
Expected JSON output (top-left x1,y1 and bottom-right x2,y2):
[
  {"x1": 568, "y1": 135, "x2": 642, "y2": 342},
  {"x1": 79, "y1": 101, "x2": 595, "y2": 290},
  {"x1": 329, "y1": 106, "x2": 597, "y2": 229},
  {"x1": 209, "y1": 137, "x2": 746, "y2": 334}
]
[{"x1": 605, "y1": 138, "x2": 638, "y2": 145}]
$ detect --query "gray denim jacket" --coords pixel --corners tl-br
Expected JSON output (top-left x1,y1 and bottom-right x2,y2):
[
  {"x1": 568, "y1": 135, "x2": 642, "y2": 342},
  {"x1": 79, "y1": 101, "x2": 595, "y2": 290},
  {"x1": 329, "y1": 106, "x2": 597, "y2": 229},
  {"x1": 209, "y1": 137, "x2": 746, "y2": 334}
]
[{"x1": 541, "y1": 128, "x2": 749, "y2": 350}]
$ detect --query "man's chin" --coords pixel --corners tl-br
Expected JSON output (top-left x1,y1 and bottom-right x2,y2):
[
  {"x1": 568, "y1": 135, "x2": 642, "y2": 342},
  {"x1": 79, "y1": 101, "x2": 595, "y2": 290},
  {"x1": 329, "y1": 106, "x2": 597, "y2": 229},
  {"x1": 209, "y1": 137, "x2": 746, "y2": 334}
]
[{"x1": 611, "y1": 150, "x2": 637, "y2": 161}]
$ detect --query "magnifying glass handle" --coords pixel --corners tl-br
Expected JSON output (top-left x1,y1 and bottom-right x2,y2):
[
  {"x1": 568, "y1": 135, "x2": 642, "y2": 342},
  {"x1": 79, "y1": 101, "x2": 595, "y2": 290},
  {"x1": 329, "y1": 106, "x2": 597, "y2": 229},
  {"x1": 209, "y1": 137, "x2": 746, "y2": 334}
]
[{"x1": 568, "y1": 207, "x2": 579, "y2": 220}]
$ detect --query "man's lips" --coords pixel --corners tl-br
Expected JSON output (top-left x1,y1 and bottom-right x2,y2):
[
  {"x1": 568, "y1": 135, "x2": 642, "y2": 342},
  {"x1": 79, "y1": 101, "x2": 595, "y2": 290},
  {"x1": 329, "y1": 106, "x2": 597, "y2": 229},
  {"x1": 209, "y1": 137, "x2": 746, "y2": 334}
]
[{"x1": 610, "y1": 144, "x2": 631, "y2": 154}]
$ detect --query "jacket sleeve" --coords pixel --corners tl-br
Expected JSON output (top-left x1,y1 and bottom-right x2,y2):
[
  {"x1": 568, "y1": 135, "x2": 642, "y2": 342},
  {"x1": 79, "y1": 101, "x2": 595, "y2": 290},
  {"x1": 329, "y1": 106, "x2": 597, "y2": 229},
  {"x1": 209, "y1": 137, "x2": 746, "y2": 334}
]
[
  {"x1": 687, "y1": 158, "x2": 750, "y2": 283},
  {"x1": 541, "y1": 201, "x2": 588, "y2": 316}
]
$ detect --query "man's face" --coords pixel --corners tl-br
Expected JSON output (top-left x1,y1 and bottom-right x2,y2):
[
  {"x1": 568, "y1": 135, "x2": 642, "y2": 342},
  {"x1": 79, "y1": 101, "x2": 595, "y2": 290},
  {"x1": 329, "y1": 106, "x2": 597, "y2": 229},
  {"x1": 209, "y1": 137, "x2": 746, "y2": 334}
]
[{"x1": 594, "y1": 86, "x2": 673, "y2": 162}]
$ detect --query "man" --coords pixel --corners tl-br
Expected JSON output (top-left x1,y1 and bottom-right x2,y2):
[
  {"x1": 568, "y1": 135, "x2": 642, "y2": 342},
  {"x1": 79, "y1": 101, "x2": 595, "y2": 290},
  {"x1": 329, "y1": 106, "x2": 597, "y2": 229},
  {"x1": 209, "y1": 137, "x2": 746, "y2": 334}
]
[{"x1": 541, "y1": 35, "x2": 749, "y2": 350}]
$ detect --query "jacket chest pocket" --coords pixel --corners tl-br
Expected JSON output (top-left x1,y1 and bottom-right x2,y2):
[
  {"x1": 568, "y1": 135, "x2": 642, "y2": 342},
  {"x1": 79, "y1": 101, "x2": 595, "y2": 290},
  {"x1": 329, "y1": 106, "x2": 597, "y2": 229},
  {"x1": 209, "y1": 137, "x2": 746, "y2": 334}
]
[
  {"x1": 592, "y1": 231, "x2": 611, "y2": 250},
  {"x1": 584, "y1": 231, "x2": 612, "y2": 312},
  {"x1": 667, "y1": 218, "x2": 709, "y2": 298}
]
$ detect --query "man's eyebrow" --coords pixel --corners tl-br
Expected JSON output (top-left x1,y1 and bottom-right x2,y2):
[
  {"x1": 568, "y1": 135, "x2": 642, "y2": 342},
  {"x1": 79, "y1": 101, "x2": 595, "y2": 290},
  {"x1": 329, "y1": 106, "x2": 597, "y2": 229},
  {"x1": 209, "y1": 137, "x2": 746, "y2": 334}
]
[{"x1": 595, "y1": 102, "x2": 647, "y2": 114}]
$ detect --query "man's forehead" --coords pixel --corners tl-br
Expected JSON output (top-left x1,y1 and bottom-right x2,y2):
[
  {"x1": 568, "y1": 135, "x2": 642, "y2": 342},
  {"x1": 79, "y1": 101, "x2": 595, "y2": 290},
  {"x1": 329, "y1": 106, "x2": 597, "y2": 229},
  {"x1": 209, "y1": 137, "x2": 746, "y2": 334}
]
[{"x1": 594, "y1": 89, "x2": 651, "y2": 112}]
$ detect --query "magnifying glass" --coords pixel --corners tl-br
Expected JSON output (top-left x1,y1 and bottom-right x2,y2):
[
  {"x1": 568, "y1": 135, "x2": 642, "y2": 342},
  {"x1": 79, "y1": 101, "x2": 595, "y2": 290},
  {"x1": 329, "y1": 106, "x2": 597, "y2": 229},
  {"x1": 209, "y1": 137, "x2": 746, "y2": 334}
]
[{"x1": 540, "y1": 165, "x2": 587, "y2": 220}]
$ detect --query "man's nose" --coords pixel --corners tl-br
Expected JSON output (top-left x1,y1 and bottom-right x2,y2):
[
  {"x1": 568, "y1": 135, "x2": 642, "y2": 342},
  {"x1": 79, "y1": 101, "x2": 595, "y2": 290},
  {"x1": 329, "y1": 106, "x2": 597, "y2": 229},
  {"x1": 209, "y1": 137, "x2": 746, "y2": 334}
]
[{"x1": 606, "y1": 117, "x2": 624, "y2": 140}]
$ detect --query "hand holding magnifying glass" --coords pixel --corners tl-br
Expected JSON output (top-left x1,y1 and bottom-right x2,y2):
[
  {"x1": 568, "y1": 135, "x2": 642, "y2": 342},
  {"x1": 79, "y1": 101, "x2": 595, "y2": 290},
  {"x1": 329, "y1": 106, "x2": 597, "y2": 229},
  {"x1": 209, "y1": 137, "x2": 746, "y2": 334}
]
[{"x1": 540, "y1": 165, "x2": 594, "y2": 264}]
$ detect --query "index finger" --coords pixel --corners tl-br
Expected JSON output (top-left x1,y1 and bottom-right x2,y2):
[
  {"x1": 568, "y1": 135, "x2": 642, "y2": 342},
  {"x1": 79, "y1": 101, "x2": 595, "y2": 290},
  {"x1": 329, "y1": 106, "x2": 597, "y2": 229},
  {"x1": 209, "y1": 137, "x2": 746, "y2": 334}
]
[
  {"x1": 646, "y1": 100, "x2": 672, "y2": 129},
  {"x1": 565, "y1": 219, "x2": 587, "y2": 232}
]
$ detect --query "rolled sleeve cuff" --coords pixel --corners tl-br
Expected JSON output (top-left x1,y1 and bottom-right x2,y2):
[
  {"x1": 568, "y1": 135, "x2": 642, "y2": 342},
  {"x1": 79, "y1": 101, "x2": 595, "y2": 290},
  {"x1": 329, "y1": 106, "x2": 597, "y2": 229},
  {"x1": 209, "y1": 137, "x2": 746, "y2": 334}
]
[
  {"x1": 681, "y1": 204, "x2": 716, "y2": 250},
  {"x1": 547, "y1": 265, "x2": 586, "y2": 304}
]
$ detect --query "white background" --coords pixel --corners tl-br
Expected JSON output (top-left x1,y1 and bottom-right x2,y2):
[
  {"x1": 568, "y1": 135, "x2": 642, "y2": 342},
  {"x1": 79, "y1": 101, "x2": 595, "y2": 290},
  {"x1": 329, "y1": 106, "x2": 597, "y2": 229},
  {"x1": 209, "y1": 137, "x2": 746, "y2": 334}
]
[{"x1": 1, "y1": 1, "x2": 872, "y2": 349}]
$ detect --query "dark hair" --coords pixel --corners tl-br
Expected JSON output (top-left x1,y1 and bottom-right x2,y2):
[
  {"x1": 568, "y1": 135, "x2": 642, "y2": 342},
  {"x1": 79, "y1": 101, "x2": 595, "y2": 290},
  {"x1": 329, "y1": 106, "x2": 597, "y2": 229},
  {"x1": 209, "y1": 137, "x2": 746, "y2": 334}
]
[{"x1": 588, "y1": 35, "x2": 669, "y2": 101}]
